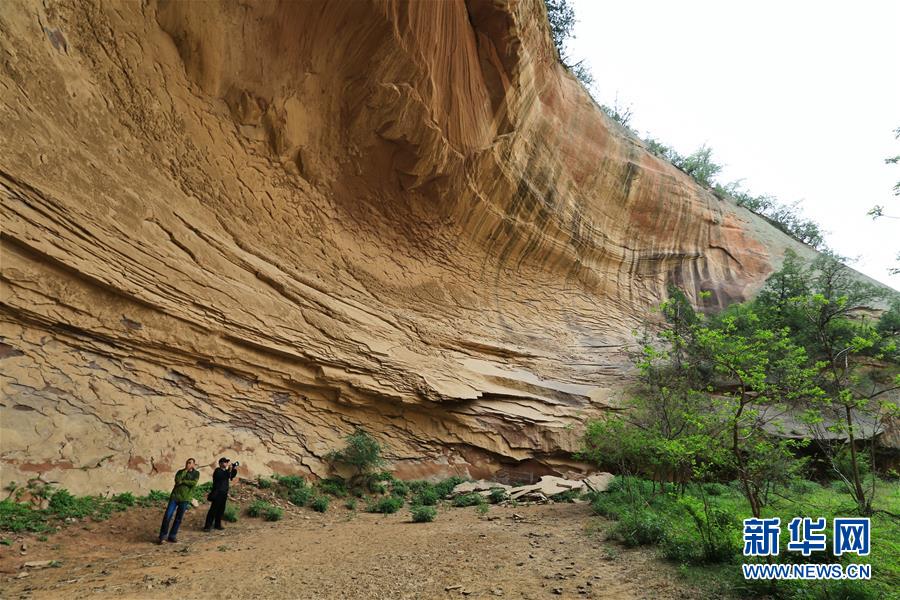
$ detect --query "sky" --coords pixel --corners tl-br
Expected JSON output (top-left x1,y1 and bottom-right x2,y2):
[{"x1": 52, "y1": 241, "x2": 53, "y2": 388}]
[{"x1": 567, "y1": 0, "x2": 900, "y2": 290}]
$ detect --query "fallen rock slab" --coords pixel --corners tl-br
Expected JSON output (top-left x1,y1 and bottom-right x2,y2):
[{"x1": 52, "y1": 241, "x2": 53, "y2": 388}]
[
  {"x1": 450, "y1": 480, "x2": 512, "y2": 496},
  {"x1": 509, "y1": 476, "x2": 585, "y2": 500},
  {"x1": 582, "y1": 473, "x2": 614, "y2": 493}
]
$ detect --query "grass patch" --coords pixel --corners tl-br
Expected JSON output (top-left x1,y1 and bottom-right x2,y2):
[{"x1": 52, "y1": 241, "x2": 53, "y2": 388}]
[
  {"x1": 246, "y1": 500, "x2": 273, "y2": 518},
  {"x1": 2, "y1": 486, "x2": 178, "y2": 533},
  {"x1": 344, "y1": 498, "x2": 357, "y2": 510},
  {"x1": 138, "y1": 490, "x2": 169, "y2": 507},
  {"x1": 592, "y1": 476, "x2": 900, "y2": 598}
]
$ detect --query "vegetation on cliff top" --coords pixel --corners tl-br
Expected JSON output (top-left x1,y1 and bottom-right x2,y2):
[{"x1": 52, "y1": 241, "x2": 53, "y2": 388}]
[{"x1": 544, "y1": 1, "x2": 829, "y2": 251}]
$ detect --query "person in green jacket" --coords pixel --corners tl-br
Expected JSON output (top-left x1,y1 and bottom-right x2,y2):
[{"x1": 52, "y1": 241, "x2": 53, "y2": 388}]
[{"x1": 157, "y1": 458, "x2": 199, "y2": 544}]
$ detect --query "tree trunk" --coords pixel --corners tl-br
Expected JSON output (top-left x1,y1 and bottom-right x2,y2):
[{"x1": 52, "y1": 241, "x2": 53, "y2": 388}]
[{"x1": 844, "y1": 404, "x2": 869, "y2": 514}]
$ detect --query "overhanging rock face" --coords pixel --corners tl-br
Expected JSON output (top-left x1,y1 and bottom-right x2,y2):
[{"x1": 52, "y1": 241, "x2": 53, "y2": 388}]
[{"x1": 1, "y1": 0, "x2": 831, "y2": 493}]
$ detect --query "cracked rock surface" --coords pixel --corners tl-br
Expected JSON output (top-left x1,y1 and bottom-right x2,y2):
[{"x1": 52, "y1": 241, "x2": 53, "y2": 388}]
[{"x1": 0, "y1": 0, "x2": 854, "y2": 492}]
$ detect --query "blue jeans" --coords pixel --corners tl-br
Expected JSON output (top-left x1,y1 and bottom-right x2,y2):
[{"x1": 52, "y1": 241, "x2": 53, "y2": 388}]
[{"x1": 159, "y1": 499, "x2": 189, "y2": 540}]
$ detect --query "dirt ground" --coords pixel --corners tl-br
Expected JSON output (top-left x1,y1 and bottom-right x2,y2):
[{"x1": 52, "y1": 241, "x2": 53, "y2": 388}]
[{"x1": 0, "y1": 493, "x2": 696, "y2": 600}]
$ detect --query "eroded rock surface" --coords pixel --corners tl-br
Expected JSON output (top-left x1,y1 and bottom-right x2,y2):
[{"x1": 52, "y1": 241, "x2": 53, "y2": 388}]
[{"x1": 0, "y1": 0, "x2": 838, "y2": 492}]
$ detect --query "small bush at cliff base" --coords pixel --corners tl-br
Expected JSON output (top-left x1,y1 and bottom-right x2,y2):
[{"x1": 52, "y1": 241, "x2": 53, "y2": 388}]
[
  {"x1": 0, "y1": 500, "x2": 53, "y2": 533},
  {"x1": 263, "y1": 506, "x2": 283, "y2": 521},
  {"x1": 344, "y1": 498, "x2": 357, "y2": 510},
  {"x1": 411, "y1": 505, "x2": 436, "y2": 523},
  {"x1": 390, "y1": 480, "x2": 409, "y2": 498},
  {"x1": 318, "y1": 478, "x2": 348, "y2": 498},
  {"x1": 311, "y1": 496, "x2": 329, "y2": 513},
  {"x1": 111, "y1": 492, "x2": 136, "y2": 507},
  {"x1": 367, "y1": 496, "x2": 403, "y2": 514},
  {"x1": 192, "y1": 482, "x2": 212, "y2": 502},
  {"x1": 434, "y1": 477, "x2": 466, "y2": 499},
  {"x1": 451, "y1": 493, "x2": 484, "y2": 508},
  {"x1": 257, "y1": 477, "x2": 274, "y2": 489},
  {"x1": 488, "y1": 488, "x2": 508, "y2": 504},
  {"x1": 139, "y1": 490, "x2": 169, "y2": 507},
  {"x1": 327, "y1": 428, "x2": 385, "y2": 484},
  {"x1": 272, "y1": 474, "x2": 307, "y2": 490},
  {"x1": 413, "y1": 488, "x2": 439, "y2": 506},
  {"x1": 247, "y1": 500, "x2": 273, "y2": 518},
  {"x1": 223, "y1": 505, "x2": 239, "y2": 523}
]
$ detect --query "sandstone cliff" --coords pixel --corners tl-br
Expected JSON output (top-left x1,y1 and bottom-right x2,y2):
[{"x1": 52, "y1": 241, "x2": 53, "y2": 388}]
[{"x1": 0, "y1": 0, "x2": 835, "y2": 493}]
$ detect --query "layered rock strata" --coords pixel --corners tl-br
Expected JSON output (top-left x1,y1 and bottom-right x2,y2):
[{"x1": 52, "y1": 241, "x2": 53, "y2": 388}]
[{"x1": 1, "y1": 0, "x2": 839, "y2": 492}]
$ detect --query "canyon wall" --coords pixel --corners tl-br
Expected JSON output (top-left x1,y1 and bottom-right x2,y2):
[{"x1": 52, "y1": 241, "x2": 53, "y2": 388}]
[{"x1": 1, "y1": 0, "x2": 830, "y2": 493}]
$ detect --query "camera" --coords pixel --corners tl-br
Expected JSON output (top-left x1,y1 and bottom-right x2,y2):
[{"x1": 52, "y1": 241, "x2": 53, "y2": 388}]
[{"x1": 232, "y1": 461, "x2": 240, "y2": 467}]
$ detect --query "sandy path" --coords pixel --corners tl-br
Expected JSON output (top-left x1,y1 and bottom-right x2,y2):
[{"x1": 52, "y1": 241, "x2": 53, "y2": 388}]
[{"x1": 1, "y1": 501, "x2": 693, "y2": 599}]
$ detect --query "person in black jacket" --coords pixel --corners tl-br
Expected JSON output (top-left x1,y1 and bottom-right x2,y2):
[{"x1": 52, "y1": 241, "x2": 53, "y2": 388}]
[{"x1": 203, "y1": 457, "x2": 238, "y2": 531}]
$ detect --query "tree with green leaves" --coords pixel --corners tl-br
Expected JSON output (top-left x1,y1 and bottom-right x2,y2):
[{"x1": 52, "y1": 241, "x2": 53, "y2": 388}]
[
  {"x1": 326, "y1": 428, "x2": 386, "y2": 486},
  {"x1": 692, "y1": 304, "x2": 821, "y2": 517},
  {"x1": 793, "y1": 255, "x2": 897, "y2": 514},
  {"x1": 756, "y1": 252, "x2": 899, "y2": 514},
  {"x1": 543, "y1": 0, "x2": 593, "y2": 87},
  {"x1": 584, "y1": 288, "x2": 821, "y2": 518}
]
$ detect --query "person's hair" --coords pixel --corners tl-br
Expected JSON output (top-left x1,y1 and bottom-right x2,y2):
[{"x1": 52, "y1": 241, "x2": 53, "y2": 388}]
[
  {"x1": 218, "y1": 457, "x2": 229, "y2": 465},
  {"x1": 186, "y1": 458, "x2": 196, "y2": 464}
]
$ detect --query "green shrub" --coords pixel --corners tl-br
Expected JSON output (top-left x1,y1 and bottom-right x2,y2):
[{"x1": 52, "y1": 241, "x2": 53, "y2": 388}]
[
  {"x1": 411, "y1": 505, "x2": 436, "y2": 522},
  {"x1": 701, "y1": 483, "x2": 729, "y2": 497},
  {"x1": 111, "y1": 492, "x2": 136, "y2": 507},
  {"x1": 139, "y1": 490, "x2": 169, "y2": 506},
  {"x1": 344, "y1": 498, "x2": 357, "y2": 510},
  {"x1": 273, "y1": 474, "x2": 307, "y2": 490},
  {"x1": 327, "y1": 428, "x2": 386, "y2": 481},
  {"x1": 488, "y1": 488, "x2": 508, "y2": 504},
  {"x1": 476, "y1": 502, "x2": 489, "y2": 516},
  {"x1": 552, "y1": 489, "x2": 581, "y2": 503},
  {"x1": 288, "y1": 486, "x2": 312, "y2": 507},
  {"x1": 407, "y1": 480, "x2": 432, "y2": 495},
  {"x1": 223, "y1": 504, "x2": 239, "y2": 523},
  {"x1": 434, "y1": 477, "x2": 465, "y2": 499},
  {"x1": 0, "y1": 500, "x2": 52, "y2": 533},
  {"x1": 367, "y1": 496, "x2": 403, "y2": 514},
  {"x1": 610, "y1": 509, "x2": 667, "y2": 547},
  {"x1": 368, "y1": 481, "x2": 387, "y2": 495},
  {"x1": 47, "y1": 489, "x2": 99, "y2": 519},
  {"x1": 263, "y1": 506, "x2": 283, "y2": 521},
  {"x1": 247, "y1": 500, "x2": 272, "y2": 518},
  {"x1": 452, "y1": 493, "x2": 484, "y2": 508},
  {"x1": 391, "y1": 480, "x2": 409, "y2": 498},
  {"x1": 257, "y1": 476, "x2": 274, "y2": 489},
  {"x1": 318, "y1": 478, "x2": 348, "y2": 498},
  {"x1": 413, "y1": 488, "x2": 439, "y2": 506},
  {"x1": 311, "y1": 496, "x2": 329, "y2": 513},
  {"x1": 371, "y1": 471, "x2": 394, "y2": 482},
  {"x1": 192, "y1": 482, "x2": 212, "y2": 502}
]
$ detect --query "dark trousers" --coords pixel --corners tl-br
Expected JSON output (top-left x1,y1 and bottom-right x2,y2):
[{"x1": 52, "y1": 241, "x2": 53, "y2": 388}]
[
  {"x1": 204, "y1": 496, "x2": 227, "y2": 529},
  {"x1": 159, "y1": 499, "x2": 188, "y2": 540}
]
